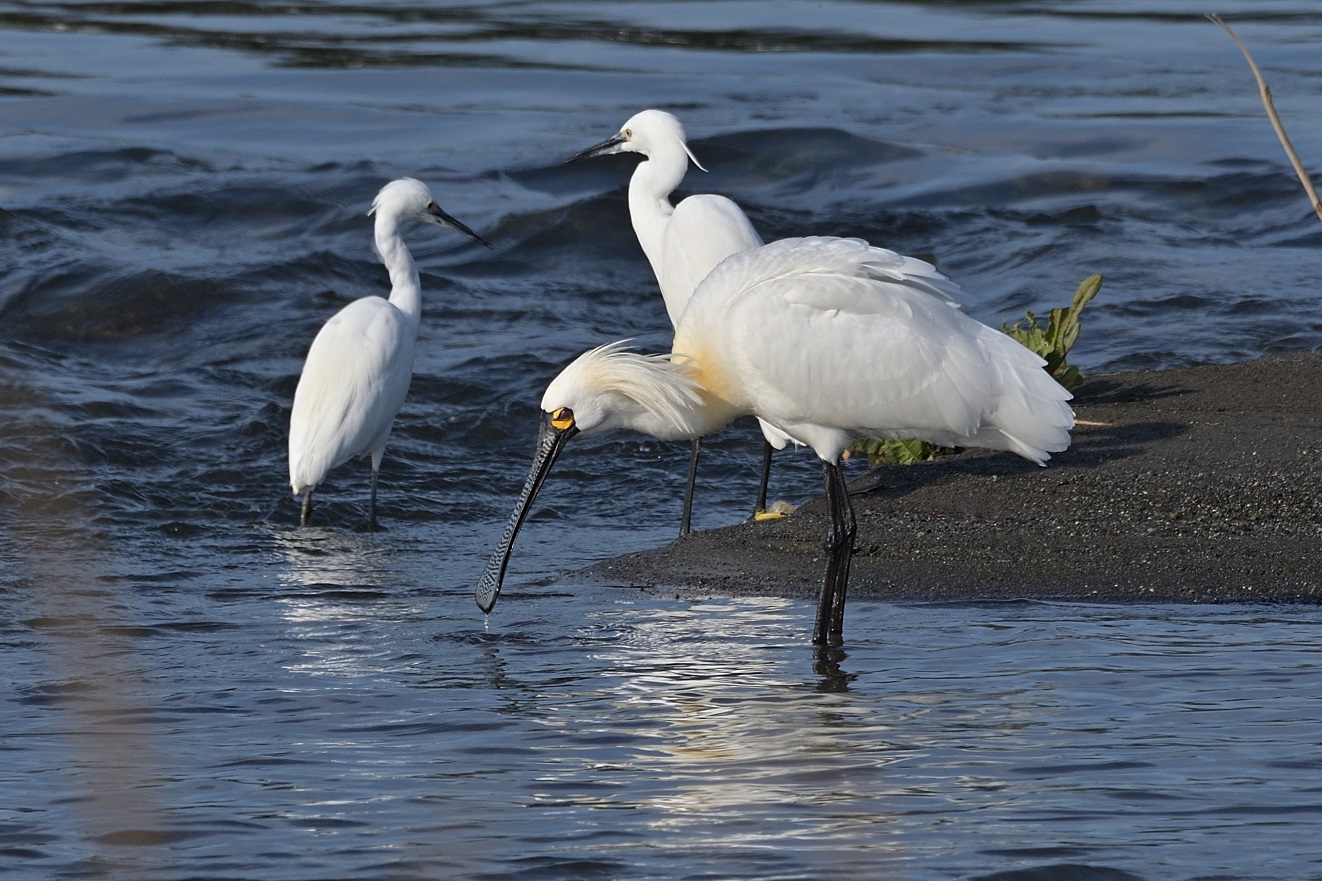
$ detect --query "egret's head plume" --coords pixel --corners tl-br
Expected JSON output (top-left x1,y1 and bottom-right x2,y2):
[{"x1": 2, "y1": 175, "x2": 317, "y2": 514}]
[
  {"x1": 618, "y1": 109, "x2": 707, "y2": 171},
  {"x1": 567, "y1": 108, "x2": 707, "y2": 171}
]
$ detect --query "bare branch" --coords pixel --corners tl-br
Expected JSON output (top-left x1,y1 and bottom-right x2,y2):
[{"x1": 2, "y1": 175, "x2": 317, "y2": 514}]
[{"x1": 1208, "y1": 13, "x2": 1322, "y2": 226}]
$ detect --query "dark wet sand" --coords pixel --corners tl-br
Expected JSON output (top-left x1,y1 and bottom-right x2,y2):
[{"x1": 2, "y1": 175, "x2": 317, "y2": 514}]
[{"x1": 584, "y1": 352, "x2": 1322, "y2": 603}]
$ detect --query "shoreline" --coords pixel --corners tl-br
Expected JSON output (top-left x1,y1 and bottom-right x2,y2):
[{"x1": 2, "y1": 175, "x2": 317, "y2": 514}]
[{"x1": 583, "y1": 352, "x2": 1322, "y2": 604}]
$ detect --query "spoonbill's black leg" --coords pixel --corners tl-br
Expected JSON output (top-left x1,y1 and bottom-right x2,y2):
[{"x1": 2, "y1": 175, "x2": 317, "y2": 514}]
[{"x1": 814, "y1": 457, "x2": 856, "y2": 646}]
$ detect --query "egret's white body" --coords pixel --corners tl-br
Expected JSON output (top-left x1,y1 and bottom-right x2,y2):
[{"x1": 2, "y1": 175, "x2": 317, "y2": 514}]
[
  {"x1": 576, "y1": 109, "x2": 762, "y2": 325},
  {"x1": 288, "y1": 178, "x2": 490, "y2": 526},
  {"x1": 571, "y1": 109, "x2": 791, "y2": 530},
  {"x1": 477, "y1": 236, "x2": 1074, "y2": 644}
]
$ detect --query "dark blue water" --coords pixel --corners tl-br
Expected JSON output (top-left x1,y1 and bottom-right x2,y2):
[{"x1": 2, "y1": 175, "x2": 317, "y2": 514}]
[{"x1": 2, "y1": 2, "x2": 1322, "y2": 879}]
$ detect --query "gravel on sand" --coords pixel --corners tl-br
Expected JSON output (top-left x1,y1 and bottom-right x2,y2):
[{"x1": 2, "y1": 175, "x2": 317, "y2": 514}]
[{"x1": 584, "y1": 352, "x2": 1322, "y2": 604}]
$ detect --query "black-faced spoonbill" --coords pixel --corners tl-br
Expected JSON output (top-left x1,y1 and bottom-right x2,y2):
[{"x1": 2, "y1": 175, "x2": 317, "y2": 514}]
[
  {"x1": 476, "y1": 236, "x2": 1074, "y2": 645},
  {"x1": 288, "y1": 178, "x2": 491, "y2": 527},
  {"x1": 568, "y1": 109, "x2": 791, "y2": 535}
]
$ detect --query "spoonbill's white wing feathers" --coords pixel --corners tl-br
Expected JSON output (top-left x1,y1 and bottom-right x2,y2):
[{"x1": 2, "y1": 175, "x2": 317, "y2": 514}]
[
  {"x1": 683, "y1": 236, "x2": 960, "y2": 320},
  {"x1": 659, "y1": 194, "x2": 762, "y2": 325},
  {"x1": 679, "y1": 236, "x2": 1073, "y2": 464},
  {"x1": 289, "y1": 297, "x2": 414, "y2": 495},
  {"x1": 724, "y1": 271, "x2": 985, "y2": 447}
]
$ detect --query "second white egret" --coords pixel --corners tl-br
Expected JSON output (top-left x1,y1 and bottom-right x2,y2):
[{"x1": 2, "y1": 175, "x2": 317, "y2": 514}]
[
  {"x1": 477, "y1": 236, "x2": 1074, "y2": 645},
  {"x1": 569, "y1": 109, "x2": 789, "y2": 534},
  {"x1": 288, "y1": 177, "x2": 491, "y2": 527}
]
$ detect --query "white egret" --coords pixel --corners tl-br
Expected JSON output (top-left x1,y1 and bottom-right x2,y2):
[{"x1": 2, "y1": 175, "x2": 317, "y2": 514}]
[
  {"x1": 476, "y1": 236, "x2": 1074, "y2": 645},
  {"x1": 288, "y1": 177, "x2": 491, "y2": 527},
  {"x1": 568, "y1": 108, "x2": 787, "y2": 534}
]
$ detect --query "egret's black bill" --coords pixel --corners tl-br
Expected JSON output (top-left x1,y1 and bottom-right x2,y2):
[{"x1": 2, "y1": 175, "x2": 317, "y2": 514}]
[
  {"x1": 426, "y1": 203, "x2": 494, "y2": 249},
  {"x1": 565, "y1": 133, "x2": 626, "y2": 165},
  {"x1": 475, "y1": 413, "x2": 579, "y2": 614}
]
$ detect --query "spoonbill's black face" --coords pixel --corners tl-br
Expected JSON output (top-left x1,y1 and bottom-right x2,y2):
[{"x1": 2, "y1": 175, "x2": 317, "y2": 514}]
[{"x1": 475, "y1": 408, "x2": 579, "y2": 613}]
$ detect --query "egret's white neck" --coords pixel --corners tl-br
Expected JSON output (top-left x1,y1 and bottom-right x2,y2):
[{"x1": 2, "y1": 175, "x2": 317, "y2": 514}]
[
  {"x1": 374, "y1": 213, "x2": 423, "y2": 328},
  {"x1": 627, "y1": 145, "x2": 689, "y2": 295}
]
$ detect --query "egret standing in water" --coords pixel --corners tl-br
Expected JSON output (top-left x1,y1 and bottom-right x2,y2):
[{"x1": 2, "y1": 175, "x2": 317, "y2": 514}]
[
  {"x1": 289, "y1": 178, "x2": 491, "y2": 527},
  {"x1": 477, "y1": 236, "x2": 1074, "y2": 645},
  {"x1": 568, "y1": 109, "x2": 788, "y2": 535}
]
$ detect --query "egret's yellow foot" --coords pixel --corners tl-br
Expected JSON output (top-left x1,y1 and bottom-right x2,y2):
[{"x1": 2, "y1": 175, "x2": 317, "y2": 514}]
[{"x1": 753, "y1": 500, "x2": 796, "y2": 521}]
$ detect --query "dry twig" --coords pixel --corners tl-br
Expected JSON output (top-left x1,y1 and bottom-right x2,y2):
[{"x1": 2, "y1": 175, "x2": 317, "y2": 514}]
[{"x1": 1208, "y1": 13, "x2": 1322, "y2": 226}]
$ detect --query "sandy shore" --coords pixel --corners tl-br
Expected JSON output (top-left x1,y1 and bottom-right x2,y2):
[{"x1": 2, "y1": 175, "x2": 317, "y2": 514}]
[{"x1": 584, "y1": 352, "x2": 1322, "y2": 603}]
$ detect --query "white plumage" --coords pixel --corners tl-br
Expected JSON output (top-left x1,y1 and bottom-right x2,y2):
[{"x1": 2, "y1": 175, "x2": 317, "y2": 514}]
[
  {"x1": 288, "y1": 177, "x2": 490, "y2": 527},
  {"x1": 477, "y1": 235, "x2": 1074, "y2": 644},
  {"x1": 674, "y1": 237, "x2": 1072, "y2": 464},
  {"x1": 288, "y1": 296, "x2": 414, "y2": 495},
  {"x1": 572, "y1": 109, "x2": 763, "y2": 325},
  {"x1": 570, "y1": 108, "x2": 788, "y2": 531}
]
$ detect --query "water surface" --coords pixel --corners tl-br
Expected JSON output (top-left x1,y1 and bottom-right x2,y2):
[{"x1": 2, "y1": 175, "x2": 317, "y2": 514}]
[{"x1": 2, "y1": 2, "x2": 1321, "y2": 879}]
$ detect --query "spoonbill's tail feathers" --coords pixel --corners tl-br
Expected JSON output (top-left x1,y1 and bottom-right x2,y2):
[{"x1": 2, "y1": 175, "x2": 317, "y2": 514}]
[{"x1": 971, "y1": 325, "x2": 1075, "y2": 465}]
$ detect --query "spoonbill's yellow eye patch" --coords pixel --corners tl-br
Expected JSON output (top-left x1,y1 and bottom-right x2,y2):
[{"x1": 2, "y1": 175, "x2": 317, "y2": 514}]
[{"x1": 550, "y1": 408, "x2": 575, "y2": 430}]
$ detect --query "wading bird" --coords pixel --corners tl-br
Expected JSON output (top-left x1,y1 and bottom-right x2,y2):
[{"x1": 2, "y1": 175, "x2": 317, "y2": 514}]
[
  {"x1": 569, "y1": 109, "x2": 788, "y2": 535},
  {"x1": 476, "y1": 236, "x2": 1073, "y2": 645},
  {"x1": 289, "y1": 178, "x2": 491, "y2": 527}
]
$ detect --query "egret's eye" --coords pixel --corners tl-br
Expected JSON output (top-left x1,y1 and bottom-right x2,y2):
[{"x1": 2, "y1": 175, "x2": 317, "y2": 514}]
[
  {"x1": 426, "y1": 201, "x2": 437, "y2": 211},
  {"x1": 622, "y1": 128, "x2": 632, "y2": 139},
  {"x1": 550, "y1": 407, "x2": 575, "y2": 430}
]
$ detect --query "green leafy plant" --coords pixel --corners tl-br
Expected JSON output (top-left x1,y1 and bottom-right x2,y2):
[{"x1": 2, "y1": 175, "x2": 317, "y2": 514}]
[
  {"x1": 848, "y1": 436, "x2": 946, "y2": 466},
  {"x1": 849, "y1": 274, "x2": 1102, "y2": 467},
  {"x1": 1000, "y1": 273, "x2": 1102, "y2": 391}
]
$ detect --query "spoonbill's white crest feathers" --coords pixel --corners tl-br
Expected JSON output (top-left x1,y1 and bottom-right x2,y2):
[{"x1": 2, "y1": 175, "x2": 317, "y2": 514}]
[
  {"x1": 542, "y1": 341, "x2": 708, "y2": 440},
  {"x1": 288, "y1": 177, "x2": 491, "y2": 527},
  {"x1": 477, "y1": 235, "x2": 1074, "y2": 643},
  {"x1": 570, "y1": 107, "x2": 776, "y2": 532}
]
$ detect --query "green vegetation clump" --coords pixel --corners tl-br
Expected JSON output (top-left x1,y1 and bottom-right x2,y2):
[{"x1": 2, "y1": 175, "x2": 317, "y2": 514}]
[
  {"x1": 1000, "y1": 273, "x2": 1102, "y2": 391},
  {"x1": 848, "y1": 436, "x2": 941, "y2": 466},
  {"x1": 849, "y1": 274, "x2": 1102, "y2": 467}
]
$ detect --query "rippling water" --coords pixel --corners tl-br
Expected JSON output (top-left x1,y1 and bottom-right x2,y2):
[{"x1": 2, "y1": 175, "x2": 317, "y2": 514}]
[{"x1": 3, "y1": 2, "x2": 1322, "y2": 879}]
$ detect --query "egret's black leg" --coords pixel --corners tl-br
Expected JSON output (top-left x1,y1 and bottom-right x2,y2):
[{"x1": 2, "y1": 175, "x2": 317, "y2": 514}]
[
  {"x1": 679, "y1": 437, "x2": 701, "y2": 537},
  {"x1": 753, "y1": 438, "x2": 774, "y2": 518},
  {"x1": 814, "y1": 458, "x2": 856, "y2": 646},
  {"x1": 300, "y1": 492, "x2": 313, "y2": 526},
  {"x1": 368, "y1": 468, "x2": 381, "y2": 530}
]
